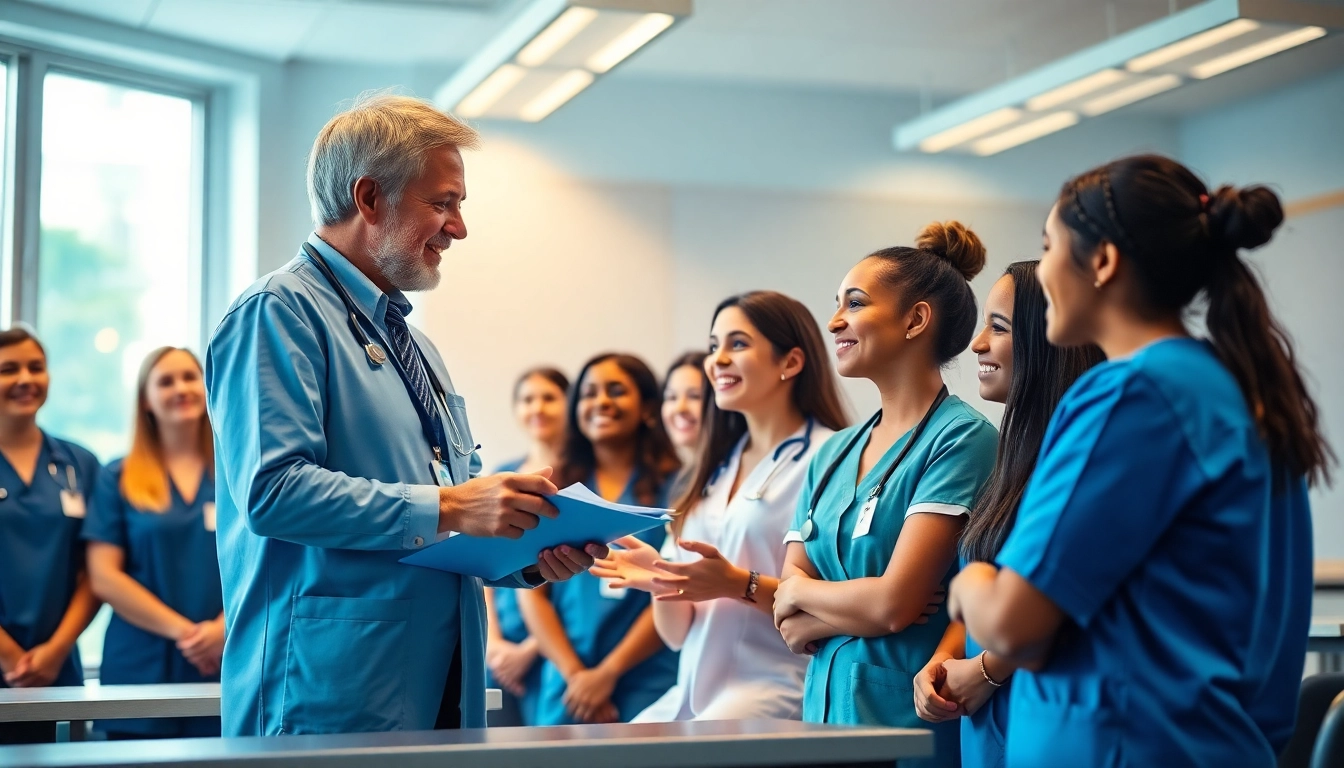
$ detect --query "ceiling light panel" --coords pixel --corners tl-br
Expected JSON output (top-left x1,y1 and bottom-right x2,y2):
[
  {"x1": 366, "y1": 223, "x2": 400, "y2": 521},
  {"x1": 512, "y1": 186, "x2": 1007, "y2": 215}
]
[
  {"x1": 435, "y1": 0, "x2": 690, "y2": 122},
  {"x1": 893, "y1": 0, "x2": 1342, "y2": 156}
]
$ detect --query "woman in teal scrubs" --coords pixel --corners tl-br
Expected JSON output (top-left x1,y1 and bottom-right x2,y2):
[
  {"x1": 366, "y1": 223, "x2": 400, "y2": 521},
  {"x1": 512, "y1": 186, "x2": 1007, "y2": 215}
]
[
  {"x1": 774, "y1": 222, "x2": 999, "y2": 768},
  {"x1": 519, "y1": 353, "x2": 680, "y2": 725},
  {"x1": 0, "y1": 328, "x2": 102, "y2": 745},
  {"x1": 485, "y1": 367, "x2": 569, "y2": 726},
  {"x1": 949, "y1": 155, "x2": 1327, "y2": 767},
  {"x1": 84, "y1": 347, "x2": 222, "y2": 739},
  {"x1": 912, "y1": 262, "x2": 1102, "y2": 768}
]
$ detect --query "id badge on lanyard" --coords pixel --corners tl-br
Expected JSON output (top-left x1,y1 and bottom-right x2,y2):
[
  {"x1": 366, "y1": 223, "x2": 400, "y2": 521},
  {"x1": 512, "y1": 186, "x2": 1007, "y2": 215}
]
[
  {"x1": 851, "y1": 493, "x2": 878, "y2": 539},
  {"x1": 431, "y1": 458, "x2": 454, "y2": 487},
  {"x1": 54, "y1": 464, "x2": 85, "y2": 519}
]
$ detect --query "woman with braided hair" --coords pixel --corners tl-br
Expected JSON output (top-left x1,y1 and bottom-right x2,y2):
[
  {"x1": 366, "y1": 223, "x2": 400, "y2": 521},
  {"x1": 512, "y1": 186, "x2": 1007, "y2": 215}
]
[{"x1": 948, "y1": 154, "x2": 1331, "y2": 767}]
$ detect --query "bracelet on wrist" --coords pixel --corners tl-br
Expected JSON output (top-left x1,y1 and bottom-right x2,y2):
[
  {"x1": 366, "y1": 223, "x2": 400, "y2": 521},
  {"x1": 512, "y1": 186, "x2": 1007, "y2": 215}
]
[
  {"x1": 979, "y1": 650, "x2": 1004, "y2": 687},
  {"x1": 742, "y1": 570, "x2": 760, "y2": 603}
]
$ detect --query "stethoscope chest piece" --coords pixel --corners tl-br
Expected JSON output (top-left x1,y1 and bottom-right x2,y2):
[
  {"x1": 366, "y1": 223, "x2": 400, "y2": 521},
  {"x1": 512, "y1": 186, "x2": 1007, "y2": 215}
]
[
  {"x1": 365, "y1": 343, "x2": 387, "y2": 366},
  {"x1": 0, "y1": 487, "x2": 7, "y2": 501},
  {"x1": 798, "y1": 516, "x2": 815, "y2": 542}
]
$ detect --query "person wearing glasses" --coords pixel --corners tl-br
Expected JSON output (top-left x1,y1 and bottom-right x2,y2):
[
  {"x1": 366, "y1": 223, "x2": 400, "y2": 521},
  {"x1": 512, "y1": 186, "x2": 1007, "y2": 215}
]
[
  {"x1": 592, "y1": 291, "x2": 846, "y2": 722},
  {"x1": 205, "y1": 92, "x2": 607, "y2": 736}
]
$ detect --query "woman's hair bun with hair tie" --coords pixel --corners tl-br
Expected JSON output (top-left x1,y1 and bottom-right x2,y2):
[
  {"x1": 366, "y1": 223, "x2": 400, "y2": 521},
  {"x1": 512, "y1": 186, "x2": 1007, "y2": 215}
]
[
  {"x1": 916, "y1": 220, "x2": 987, "y2": 281},
  {"x1": 1206, "y1": 184, "x2": 1284, "y2": 252}
]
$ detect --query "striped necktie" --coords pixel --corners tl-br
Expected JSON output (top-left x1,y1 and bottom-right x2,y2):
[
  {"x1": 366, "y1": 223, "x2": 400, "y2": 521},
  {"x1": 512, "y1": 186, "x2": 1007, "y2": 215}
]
[{"x1": 384, "y1": 300, "x2": 448, "y2": 453}]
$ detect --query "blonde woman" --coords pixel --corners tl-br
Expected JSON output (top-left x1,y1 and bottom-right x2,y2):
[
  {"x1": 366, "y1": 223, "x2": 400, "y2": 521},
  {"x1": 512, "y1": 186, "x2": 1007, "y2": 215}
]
[{"x1": 85, "y1": 347, "x2": 222, "y2": 739}]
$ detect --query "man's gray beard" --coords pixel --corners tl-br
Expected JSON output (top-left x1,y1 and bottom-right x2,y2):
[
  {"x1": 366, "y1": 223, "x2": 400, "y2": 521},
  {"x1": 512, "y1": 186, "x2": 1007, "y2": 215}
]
[{"x1": 371, "y1": 215, "x2": 442, "y2": 293}]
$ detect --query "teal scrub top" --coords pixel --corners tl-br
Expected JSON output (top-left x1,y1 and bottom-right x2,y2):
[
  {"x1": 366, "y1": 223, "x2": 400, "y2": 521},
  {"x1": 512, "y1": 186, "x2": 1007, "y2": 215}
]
[
  {"x1": 533, "y1": 476, "x2": 678, "y2": 725},
  {"x1": 0, "y1": 433, "x2": 100, "y2": 689},
  {"x1": 206, "y1": 234, "x2": 533, "y2": 736},
  {"x1": 82, "y1": 460, "x2": 222, "y2": 736},
  {"x1": 788, "y1": 395, "x2": 997, "y2": 768},
  {"x1": 995, "y1": 338, "x2": 1313, "y2": 768}
]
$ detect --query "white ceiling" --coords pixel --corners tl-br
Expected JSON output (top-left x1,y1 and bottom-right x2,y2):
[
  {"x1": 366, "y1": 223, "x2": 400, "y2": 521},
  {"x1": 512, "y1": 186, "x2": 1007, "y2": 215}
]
[{"x1": 13, "y1": 0, "x2": 1344, "y2": 98}]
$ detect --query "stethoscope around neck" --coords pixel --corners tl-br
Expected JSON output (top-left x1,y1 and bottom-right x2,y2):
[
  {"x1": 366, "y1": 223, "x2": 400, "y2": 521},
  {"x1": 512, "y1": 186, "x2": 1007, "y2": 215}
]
[
  {"x1": 300, "y1": 242, "x2": 475, "y2": 458},
  {"x1": 0, "y1": 445, "x2": 79, "y2": 502},
  {"x1": 705, "y1": 417, "x2": 815, "y2": 502}
]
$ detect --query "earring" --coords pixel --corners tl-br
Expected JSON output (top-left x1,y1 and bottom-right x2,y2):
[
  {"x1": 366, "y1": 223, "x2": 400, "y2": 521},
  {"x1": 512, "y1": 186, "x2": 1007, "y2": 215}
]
[
  {"x1": 780, "y1": 374, "x2": 787, "y2": 381},
  {"x1": 905, "y1": 332, "x2": 912, "y2": 340},
  {"x1": 1094, "y1": 280, "x2": 1103, "y2": 289}
]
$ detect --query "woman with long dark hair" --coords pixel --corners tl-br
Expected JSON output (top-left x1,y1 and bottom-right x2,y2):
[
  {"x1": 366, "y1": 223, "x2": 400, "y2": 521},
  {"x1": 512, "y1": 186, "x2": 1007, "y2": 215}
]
[
  {"x1": 84, "y1": 346, "x2": 222, "y2": 739},
  {"x1": 484, "y1": 367, "x2": 569, "y2": 726},
  {"x1": 518, "y1": 353, "x2": 681, "y2": 725},
  {"x1": 773, "y1": 222, "x2": 1000, "y2": 767},
  {"x1": 949, "y1": 155, "x2": 1331, "y2": 766},
  {"x1": 592, "y1": 291, "x2": 848, "y2": 721},
  {"x1": 661, "y1": 352, "x2": 708, "y2": 467},
  {"x1": 0, "y1": 328, "x2": 101, "y2": 745},
  {"x1": 912, "y1": 262, "x2": 1102, "y2": 766}
]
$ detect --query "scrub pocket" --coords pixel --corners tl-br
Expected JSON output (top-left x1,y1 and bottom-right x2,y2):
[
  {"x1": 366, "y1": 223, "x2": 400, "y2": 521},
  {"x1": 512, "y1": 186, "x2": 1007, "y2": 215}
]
[
  {"x1": 443, "y1": 394, "x2": 476, "y2": 481},
  {"x1": 281, "y1": 596, "x2": 410, "y2": 734},
  {"x1": 846, "y1": 662, "x2": 917, "y2": 727},
  {"x1": 1006, "y1": 699, "x2": 1123, "y2": 768}
]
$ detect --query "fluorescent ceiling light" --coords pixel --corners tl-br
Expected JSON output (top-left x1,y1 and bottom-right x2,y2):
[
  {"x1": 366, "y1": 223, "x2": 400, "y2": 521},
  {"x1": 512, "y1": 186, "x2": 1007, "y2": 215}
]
[
  {"x1": 587, "y1": 13, "x2": 675, "y2": 73},
  {"x1": 1126, "y1": 18, "x2": 1260, "y2": 72},
  {"x1": 919, "y1": 108, "x2": 1022, "y2": 153},
  {"x1": 973, "y1": 112, "x2": 1080, "y2": 156},
  {"x1": 517, "y1": 7, "x2": 598, "y2": 67},
  {"x1": 1027, "y1": 69, "x2": 1127, "y2": 111},
  {"x1": 1081, "y1": 74, "x2": 1183, "y2": 115},
  {"x1": 456, "y1": 64, "x2": 527, "y2": 118},
  {"x1": 1191, "y1": 25, "x2": 1326, "y2": 78},
  {"x1": 433, "y1": 0, "x2": 690, "y2": 122},
  {"x1": 520, "y1": 69, "x2": 595, "y2": 122},
  {"x1": 893, "y1": 0, "x2": 1341, "y2": 156}
]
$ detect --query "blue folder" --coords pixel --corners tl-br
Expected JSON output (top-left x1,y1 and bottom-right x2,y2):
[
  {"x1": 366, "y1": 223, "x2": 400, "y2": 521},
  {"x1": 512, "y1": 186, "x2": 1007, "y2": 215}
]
[{"x1": 399, "y1": 483, "x2": 672, "y2": 581}]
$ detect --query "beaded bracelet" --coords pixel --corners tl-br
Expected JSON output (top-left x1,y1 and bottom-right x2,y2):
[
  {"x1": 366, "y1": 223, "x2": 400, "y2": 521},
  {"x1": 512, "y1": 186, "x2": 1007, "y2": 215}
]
[{"x1": 979, "y1": 650, "x2": 1004, "y2": 687}]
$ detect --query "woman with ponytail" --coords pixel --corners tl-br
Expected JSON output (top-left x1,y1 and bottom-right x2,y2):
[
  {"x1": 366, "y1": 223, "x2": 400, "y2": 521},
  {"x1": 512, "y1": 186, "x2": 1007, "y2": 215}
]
[{"x1": 949, "y1": 155, "x2": 1331, "y2": 767}]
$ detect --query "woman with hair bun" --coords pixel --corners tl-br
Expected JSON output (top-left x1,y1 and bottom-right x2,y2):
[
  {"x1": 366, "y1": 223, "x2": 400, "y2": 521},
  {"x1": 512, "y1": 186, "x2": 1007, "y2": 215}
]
[
  {"x1": 949, "y1": 155, "x2": 1330, "y2": 767},
  {"x1": 774, "y1": 222, "x2": 999, "y2": 767}
]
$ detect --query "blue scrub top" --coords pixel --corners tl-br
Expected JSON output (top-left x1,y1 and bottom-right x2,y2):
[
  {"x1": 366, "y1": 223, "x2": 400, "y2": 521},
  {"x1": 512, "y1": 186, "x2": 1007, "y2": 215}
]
[
  {"x1": 0, "y1": 433, "x2": 100, "y2": 689},
  {"x1": 486, "y1": 457, "x2": 542, "y2": 725},
  {"x1": 995, "y1": 338, "x2": 1313, "y2": 768},
  {"x1": 788, "y1": 395, "x2": 997, "y2": 768},
  {"x1": 82, "y1": 460, "x2": 222, "y2": 736},
  {"x1": 962, "y1": 580, "x2": 1011, "y2": 768},
  {"x1": 533, "y1": 476, "x2": 678, "y2": 726},
  {"x1": 206, "y1": 234, "x2": 532, "y2": 736}
]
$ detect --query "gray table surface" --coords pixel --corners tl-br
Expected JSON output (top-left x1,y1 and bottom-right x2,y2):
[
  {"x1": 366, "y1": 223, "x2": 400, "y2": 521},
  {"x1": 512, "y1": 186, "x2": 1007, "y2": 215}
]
[
  {"x1": 0, "y1": 720, "x2": 932, "y2": 768},
  {"x1": 0, "y1": 685, "x2": 503, "y2": 723}
]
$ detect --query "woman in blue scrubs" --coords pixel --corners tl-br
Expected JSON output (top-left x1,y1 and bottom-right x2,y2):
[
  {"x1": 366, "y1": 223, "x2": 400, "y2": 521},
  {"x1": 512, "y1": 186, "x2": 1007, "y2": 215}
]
[
  {"x1": 773, "y1": 222, "x2": 999, "y2": 767},
  {"x1": 912, "y1": 262, "x2": 1102, "y2": 767},
  {"x1": 84, "y1": 347, "x2": 222, "y2": 739},
  {"x1": 485, "y1": 367, "x2": 569, "y2": 726},
  {"x1": 518, "y1": 353, "x2": 680, "y2": 725},
  {"x1": 949, "y1": 155, "x2": 1328, "y2": 767},
  {"x1": 0, "y1": 328, "x2": 102, "y2": 745}
]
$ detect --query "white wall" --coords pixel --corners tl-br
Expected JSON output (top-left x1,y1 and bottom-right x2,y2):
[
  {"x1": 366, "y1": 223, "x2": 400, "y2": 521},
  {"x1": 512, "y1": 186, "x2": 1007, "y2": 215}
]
[{"x1": 1181, "y1": 68, "x2": 1344, "y2": 559}]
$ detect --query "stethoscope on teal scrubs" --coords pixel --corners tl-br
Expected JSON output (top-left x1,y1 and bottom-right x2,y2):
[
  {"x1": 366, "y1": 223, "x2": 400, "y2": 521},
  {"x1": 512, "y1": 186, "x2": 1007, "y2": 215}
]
[
  {"x1": 796, "y1": 386, "x2": 947, "y2": 542},
  {"x1": 301, "y1": 242, "x2": 475, "y2": 460},
  {"x1": 0, "y1": 441, "x2": 81, "y2": 503}
]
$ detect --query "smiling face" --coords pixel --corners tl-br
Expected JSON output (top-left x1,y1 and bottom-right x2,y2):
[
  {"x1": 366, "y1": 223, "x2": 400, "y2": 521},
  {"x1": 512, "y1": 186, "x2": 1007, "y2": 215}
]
[
  {"x1": 0, "y1": 340, "x2": 49, "y2": 421},
  {"x1": 576, "y1": 359, "x2": 646, "y2": 447},
  {"x1": 514, "y1": 374, "x2": 567, "y2": 446},
  {"x1": 144, "y1": 349, "x2": 207, "y2": 429},
  {"x1": 970, "y1": 274, "x2": 1015, "y2": 404},
  {"x1": 827, "y1": 258, "x2": 911, "y2": 380},
  {"x1": 661, "y1": 365, "x2": 705, "y2": 451},
  {"x1": 1039, "y1": 204, "x2": 1099, "y2": 347},
  {"x1": 371, "y1": 145, "x2": 468, "y2": 292},
  {"x1": 705, "y1": 305, "x2": 797, "y2": 416}
]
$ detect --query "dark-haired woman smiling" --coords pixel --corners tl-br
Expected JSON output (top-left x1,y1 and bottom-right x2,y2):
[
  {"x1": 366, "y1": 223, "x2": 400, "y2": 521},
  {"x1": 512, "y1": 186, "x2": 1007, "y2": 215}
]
[
  {"x1": 518, "y1": 354, "x2": 680, "y2": 725},
  {"x1": 774, "y1": 222, "x2": 999, "y2": 767},
  {"x1": 949, "y1": 155, "x2": 1330, "y2": 766},
  {"x1": 913, "y1": 262, "x2": 1102, "y2": 767}
]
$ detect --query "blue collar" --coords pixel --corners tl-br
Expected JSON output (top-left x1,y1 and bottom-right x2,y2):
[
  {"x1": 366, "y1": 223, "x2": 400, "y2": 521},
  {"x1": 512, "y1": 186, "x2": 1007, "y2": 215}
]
[{"x1": 305, "y1": 233, "x2": 412, "y2": 328}]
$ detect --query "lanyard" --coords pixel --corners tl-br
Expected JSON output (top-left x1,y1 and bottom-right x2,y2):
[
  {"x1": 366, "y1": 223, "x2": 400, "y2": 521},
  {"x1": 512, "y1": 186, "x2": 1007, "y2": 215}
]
[
  {"x1": 797, "y1": 385, "x2": 948, "y2": 542},
  {"x1": 301, "y1": 242, "x2": 464, "y2": 461}
]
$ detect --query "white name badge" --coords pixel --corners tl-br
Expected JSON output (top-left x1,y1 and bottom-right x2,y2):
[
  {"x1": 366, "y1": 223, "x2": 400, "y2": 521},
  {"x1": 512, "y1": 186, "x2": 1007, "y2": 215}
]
[
  {"x1": 60, "y1": 490, "x2": 86, "y2": 519},
  {"x1": 851, "y1": 496, "x2": 878, "y2": 539},
  {"x1": 431, "y1": 460, "x2": 454, "y2": 488},
  {"x1": 598, "y1": 578, "x2": 628, "y2": 600},
  {"x1": 203, "y1": 502, "x2": 217, "y2": 532}
]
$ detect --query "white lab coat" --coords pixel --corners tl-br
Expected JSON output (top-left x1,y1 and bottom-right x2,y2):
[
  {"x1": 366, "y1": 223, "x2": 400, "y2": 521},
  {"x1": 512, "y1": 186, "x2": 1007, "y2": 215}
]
[{"x1": 634, "y1": 420, "x2": 834, "y2": 722}]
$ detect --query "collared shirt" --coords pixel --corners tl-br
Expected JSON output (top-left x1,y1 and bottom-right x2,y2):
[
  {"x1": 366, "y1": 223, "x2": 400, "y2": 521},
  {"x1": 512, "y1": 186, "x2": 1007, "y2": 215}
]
[{"x1": 206, "y1": 233, "x2": 523, "y2": 736}]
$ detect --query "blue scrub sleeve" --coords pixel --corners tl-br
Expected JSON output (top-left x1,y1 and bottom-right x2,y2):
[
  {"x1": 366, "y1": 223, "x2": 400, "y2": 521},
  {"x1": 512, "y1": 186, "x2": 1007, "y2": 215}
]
[
  {"x1": 82, "y1": 465, "x2": 127, "y2": 548},
  {"x1": 206, "y1": 291, "x2": 440, "y2": 551},
  {"x1": 996, "y1": 371, "x2": 1206, "y2": 627},
  {"x1": 907, "y1": 416, "x2": 998, "y2": 517}
]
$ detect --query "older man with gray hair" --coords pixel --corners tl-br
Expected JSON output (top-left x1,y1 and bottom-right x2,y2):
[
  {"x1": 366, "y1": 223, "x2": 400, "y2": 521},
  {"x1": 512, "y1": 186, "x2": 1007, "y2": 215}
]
[{"x1": 206, "y1": 91, "x2": 606, "y2": 736}]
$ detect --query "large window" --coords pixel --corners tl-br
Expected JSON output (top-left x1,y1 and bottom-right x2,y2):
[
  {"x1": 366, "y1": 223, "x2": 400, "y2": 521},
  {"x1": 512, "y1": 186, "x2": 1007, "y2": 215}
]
[{"x1": 38, "y1": 73, "x2": 200, "y2": 458}]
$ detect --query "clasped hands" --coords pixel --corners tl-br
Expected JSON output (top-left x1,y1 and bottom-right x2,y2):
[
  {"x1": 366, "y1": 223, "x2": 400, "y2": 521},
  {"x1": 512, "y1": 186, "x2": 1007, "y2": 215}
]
[
  {"x1": 437, "y1": 467, "x2": 608, "y2": 582},
  {"x1": 1, "y1": 641, "x2": 70, "y2": 688}
]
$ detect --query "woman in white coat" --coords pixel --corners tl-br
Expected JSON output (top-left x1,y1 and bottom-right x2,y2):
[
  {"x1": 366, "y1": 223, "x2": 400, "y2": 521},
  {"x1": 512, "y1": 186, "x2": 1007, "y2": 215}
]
[{"x1": 592, "y1": 291, "x2": 847, "y2": 721}]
